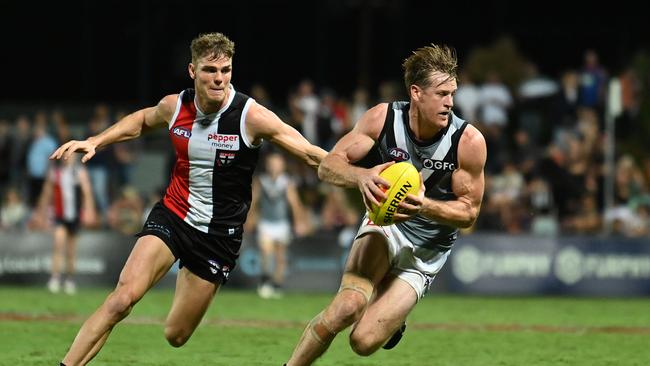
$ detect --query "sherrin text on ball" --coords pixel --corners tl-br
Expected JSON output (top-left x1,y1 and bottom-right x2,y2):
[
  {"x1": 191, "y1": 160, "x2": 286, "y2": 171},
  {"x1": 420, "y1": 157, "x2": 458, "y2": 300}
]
[{"x1": 368, "y1": 162, "x2": 420, "y2": 226}]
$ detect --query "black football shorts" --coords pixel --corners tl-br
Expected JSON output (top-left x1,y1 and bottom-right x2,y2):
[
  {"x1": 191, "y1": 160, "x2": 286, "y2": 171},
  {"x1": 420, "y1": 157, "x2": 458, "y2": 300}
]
[{"x1": 136, "y1": 202, "x2": 242, "y2": 284}]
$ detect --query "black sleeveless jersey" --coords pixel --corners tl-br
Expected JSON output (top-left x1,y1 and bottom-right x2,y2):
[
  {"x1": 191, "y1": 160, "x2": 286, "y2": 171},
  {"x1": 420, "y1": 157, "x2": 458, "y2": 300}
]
[{"x1": 163, "y1": 85, "x2": 261, "y2": 234}]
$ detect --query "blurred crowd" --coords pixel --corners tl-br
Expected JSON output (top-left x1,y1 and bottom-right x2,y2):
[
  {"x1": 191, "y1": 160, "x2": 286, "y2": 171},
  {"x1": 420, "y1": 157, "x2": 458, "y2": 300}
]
[{"x1": 2, "y1": 47, "x2": 650, "y2": 239}]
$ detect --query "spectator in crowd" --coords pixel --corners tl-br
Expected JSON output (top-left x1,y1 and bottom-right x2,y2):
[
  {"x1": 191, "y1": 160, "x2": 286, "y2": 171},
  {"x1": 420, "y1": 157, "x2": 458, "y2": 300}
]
[
  {"x1": 9, "y1": 115, "x2": 31, "y2": 199},
  {"x1": 574, "y1": 108, "x2": 601, "y2": 160},
  {"x1": 26, "y1": 112, "x2": 58, "y2": 207},
  {"x1": 85, "y1": 112, "x2": 114, "y2": 219},
  {"x1": 349, "y1": 88, "x2": 370, "y2": 126},
  {"x1": 537, "y1": 142, "x2": 584, "y2": 222},
  {"x1": 289, "y1": 79, "x2": 320, "y2": 144},
  {"x1": 453, "y1": 69, "x2": 480, "y2": 122},
  {"x1": 615, "y1": 66, "x2": 642, "y2": 142},
  {"x1": 478, "y1": 70, "x2": 513, "y2": 129},
  {"x1": 0, "y1": 120, "x2": 11, "y2": 196},
  {"x1": 516, "y1": 62, "x2": 559, "y2": 146},
  {"x1": 603, "y1": 155, "x2": 647, "y2": 235},
  {"x1": 563, "y1": 194, "x2": 601, "y2": 235},
  {"x1": 553, "y1": 70, "x2": 581, "y2": 127},
  {"x1": 250, "y1": 83, "x2": 277, "y2": 112},
  {"x1": 112, "y1": 110, "x2": 142, "y2": 188},
  {"x1": 511, "y1": 129, "x2": 540, "y2": 180},
  {"x1": 0, "y1": 187, "x2": 29, "y2": 231},
  {"x1": 578, "y1": 49, "x2": 608, "y2": 117},
  {"x1": 52, "y1": 109, "x2": 72, "y2": 144},
  {"x1": 487, "y1": 160, "x2": 525, "y2": 233},
  {"x1": 377, "y1": 79, "x2": 402, "y2": 102},
  {"x1": 613, "y1": 154, "x2": 645, "y2": 206},
  {"x1": 315, "y1": 88, "x2": 343, "y2": 150},
  {"x1": 478, "y1": 70, "x2": 513, "y2": 172},
  {"x1": 641, "y1": 157, "x2": 650, "y2": 194},
  {"x1": 527, "y1": 177, "x2": 558, "y2": 236}
]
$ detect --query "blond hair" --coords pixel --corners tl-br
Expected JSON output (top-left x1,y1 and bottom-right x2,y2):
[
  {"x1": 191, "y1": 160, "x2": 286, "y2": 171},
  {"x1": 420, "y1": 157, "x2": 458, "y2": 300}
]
[
  {"x1": 190, "y1": 33, "x2": 235, "y2": 64},
  {"x1": 402, "y1": 44, "x2": 457, "y2": 92}
]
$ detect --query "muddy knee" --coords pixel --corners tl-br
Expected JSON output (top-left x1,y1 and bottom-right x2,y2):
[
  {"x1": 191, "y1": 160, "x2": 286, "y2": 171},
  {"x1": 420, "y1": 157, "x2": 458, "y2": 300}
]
[
  {"x1": 338, "y1": 272, "x2": 373, "y2": 303},
  {"x1": 333, "y1": 272, "x2": 374, "y2": 326}
]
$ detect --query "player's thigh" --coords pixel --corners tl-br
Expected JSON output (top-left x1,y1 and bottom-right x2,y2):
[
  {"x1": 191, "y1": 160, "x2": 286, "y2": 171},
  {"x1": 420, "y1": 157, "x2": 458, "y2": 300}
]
[
  {"x1": 257, "y1": 234, "x2": 275, "y2": 254},
  {"x1": 166, "y1": 266, "x2": 219, "y2": 330},
  {"x1": 353, "y1": 274, "x2": 417, "y2": 342},
  {"x1": 343, "y1": 232, "x2": 391, "y2": 284},
  {"x1": 53, "y1": 225, "x2": 67, "y2": 249},
  {"x1": 117, "y1": 235, "x2": 176, "y2": 297}
]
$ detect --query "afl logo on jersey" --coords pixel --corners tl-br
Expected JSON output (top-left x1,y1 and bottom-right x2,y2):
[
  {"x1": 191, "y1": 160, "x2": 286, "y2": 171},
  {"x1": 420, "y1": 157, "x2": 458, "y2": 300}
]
[
  {"x1": 423, "y1": 158, "x2": 455, "y2": 171},
  {"x1": 388, "y1": 147, "x2": 410, "y2": 162},
  {"x1": 172, "y1": 127, "x2": 191, "y2": 139}
]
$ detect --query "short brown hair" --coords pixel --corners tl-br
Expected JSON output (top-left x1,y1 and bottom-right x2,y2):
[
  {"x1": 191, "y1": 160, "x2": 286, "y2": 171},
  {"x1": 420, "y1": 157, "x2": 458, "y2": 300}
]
[
  {"x1": 190, "y1": 33, "x2": 235, "y2": 64},
  {"x1": 402, "y1": 44, "x2": 457, "y2": 92}
]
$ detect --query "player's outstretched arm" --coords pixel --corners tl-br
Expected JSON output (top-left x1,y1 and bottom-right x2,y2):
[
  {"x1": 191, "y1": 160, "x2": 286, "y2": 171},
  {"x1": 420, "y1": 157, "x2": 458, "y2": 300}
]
[
  {"x1": 245, "y1": 102, "x2": 327, "y2": 170},
  {"x1": 49, "y1": 95, "x2": 176, "y2": 163},
  {"x1": 415, "y1": 124, "x2": 486, "y2": 228}
]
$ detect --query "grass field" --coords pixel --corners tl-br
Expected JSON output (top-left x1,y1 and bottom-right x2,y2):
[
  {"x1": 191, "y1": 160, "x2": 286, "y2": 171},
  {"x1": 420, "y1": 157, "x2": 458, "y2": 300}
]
[{"x1": 1, "y1": 286, "x2": 649, "y2": 365}]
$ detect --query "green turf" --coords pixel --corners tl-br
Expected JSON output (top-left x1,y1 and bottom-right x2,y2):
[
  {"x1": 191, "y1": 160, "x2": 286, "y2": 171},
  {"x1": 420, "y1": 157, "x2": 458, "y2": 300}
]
[{"x1": 0, "y1": 286, "x2": 649, "y2": 365}]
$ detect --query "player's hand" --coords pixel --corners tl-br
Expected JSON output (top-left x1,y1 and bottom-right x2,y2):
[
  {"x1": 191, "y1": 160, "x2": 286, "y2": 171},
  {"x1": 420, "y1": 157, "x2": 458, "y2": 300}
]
[
  {"x1": 357, "y1": 161, "x2": 394, "y2": 212},
  {"x1": 294, "y1": 219, "x2": 311, "y2": 237},
  {"x1": 393, "y1": 172, "x2": 425, "y2": 223},
  {"x1": 49, "y1": 139, "x2": 98, "y2": 163},
  {"x1": 81, "y1": 208, "x2": 98, "y2": 228}
]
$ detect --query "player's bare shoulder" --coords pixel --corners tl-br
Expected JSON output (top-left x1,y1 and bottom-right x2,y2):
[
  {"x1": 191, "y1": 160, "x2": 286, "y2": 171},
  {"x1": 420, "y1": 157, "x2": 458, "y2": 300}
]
[
  {"x1": 245, "y1": 100, "x2": 275, "y2": 125},
  {"x1": 356, "y1": 103, "x2": 389, "y2": 140},
  {"x1": 244, "y1": 100, "x2": 284, "y2": 142},
  {"x1": 458, "y1": 124, "x2": 487, "y2": 168},
  {"x1": 156, "y1": 94, "x2": 181, "y2": 122}
]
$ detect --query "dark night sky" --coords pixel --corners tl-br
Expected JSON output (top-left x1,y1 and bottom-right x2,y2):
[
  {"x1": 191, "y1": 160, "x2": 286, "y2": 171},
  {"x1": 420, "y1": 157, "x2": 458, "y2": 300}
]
[{"x1": 2, "y1": 0, "x2": 648, "y2": 106}]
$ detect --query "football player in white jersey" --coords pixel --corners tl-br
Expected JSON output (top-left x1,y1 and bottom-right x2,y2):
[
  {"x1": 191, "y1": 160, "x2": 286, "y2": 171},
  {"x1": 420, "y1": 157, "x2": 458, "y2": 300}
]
[{"x1": 286, "y1": 44, "x2": 486, "y2": 365}]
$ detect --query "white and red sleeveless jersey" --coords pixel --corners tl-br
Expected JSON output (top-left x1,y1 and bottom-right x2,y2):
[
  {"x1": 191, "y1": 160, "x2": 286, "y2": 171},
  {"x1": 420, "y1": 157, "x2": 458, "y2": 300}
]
[
  {"x1": 163, "y1": 85, "x2": 261, "y2": 234},
  {"x1": 51, "y1": 163, "x2": 82, "y2": 221}
]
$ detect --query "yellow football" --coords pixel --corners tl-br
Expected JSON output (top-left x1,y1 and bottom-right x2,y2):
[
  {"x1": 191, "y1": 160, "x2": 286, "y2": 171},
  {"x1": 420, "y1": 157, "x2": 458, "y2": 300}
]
[{"x1": 368, "y1": 162, "x2": 421, "y2": 226}]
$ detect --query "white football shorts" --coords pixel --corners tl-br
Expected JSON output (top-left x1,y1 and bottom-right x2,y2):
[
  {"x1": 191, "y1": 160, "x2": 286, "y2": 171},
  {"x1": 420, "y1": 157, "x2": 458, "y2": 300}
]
[
  {"x1": 354, "y1": 214, "x2": 450, "y2": 299},
  {"x1": 258, "y1": 220, "x2": 292, "y2": 246}
]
